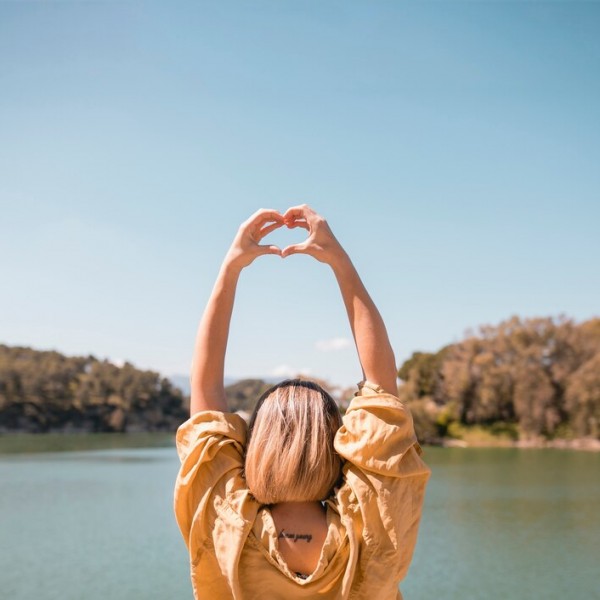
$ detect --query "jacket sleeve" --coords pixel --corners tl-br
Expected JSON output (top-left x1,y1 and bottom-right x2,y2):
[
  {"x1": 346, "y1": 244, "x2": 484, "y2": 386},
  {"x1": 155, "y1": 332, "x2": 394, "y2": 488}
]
[
  {"x1": 334, "y1": 382, "x2": 431, "y2": 581},
  {"x1": 173, "y1": 410, "x2": 248, "y2": 550}
]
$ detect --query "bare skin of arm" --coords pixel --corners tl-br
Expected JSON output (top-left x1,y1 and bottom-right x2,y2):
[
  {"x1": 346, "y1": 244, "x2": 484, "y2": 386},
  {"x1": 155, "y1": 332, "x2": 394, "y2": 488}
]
[
  {"x1": 189, "y1": 209, "x2": 284, "y2": 415},
  {"x1": 281, "y1": 205, "x2": 398, "y2": 395},
  {"x1": 190, "y1": 204, "x2": 398, "y2": 414}
]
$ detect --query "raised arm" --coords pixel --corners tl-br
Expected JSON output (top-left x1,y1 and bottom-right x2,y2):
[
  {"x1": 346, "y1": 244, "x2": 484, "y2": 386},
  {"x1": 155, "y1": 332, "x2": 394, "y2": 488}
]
[
  {"x1": 281, "y1": 205, "x2": 398, "y2": 395},
  {"x1": 189, "y1": 209, "x2": 284, "y2": 415}
]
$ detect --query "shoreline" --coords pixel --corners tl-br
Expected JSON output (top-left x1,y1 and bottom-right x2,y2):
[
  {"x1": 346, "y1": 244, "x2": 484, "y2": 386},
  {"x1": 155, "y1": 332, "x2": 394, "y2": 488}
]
[
  {"x1": 439, "y1": 437, "x2": 600, "y2": 451},
  {"x1": 1, "y1": 429, "x2": 599, "y2": 452}
]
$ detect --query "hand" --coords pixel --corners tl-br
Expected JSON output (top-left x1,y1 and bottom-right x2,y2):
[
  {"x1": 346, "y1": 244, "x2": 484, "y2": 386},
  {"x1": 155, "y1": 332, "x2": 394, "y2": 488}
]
[
  {"x1": 224, "y1": 209, "x2": 284, "y2": 270},
  {"x1": 281, "y1": 204, "x2": 347, "y2": 265}
]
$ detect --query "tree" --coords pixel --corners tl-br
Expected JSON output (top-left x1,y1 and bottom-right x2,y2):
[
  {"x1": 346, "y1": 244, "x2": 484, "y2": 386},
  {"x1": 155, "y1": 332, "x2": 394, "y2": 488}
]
[{"x1": 565, "y1": 354, "x2": 600, "y2": 438}]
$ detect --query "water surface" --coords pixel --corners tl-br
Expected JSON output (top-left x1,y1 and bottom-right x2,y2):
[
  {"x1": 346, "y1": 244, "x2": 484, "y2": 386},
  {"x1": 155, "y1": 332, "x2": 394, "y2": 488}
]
[
  {"x1": 1, "y1": 436, "x2": 598, "y2": 599},
  {"x1": 403, "y1": 447, "x2": 600, "y2": 600}
]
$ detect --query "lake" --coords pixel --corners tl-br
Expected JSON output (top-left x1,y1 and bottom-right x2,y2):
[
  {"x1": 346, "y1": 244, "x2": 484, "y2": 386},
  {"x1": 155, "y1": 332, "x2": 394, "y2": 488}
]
[{"x1": 1, "y1": 435, "x2": 598, "y2": 600}]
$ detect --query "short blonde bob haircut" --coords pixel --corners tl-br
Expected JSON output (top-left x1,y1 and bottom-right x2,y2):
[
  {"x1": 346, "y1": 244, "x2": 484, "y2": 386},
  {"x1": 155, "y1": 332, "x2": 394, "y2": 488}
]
[{"x1": 244, "y1": 379, "x2": 343, "y2": 505}]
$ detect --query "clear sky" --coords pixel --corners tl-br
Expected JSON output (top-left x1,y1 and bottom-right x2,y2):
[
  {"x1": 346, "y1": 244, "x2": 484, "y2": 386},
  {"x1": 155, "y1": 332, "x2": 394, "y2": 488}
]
[{"x1": 1, "y1": 1, "x2": 599, "y2": 388}]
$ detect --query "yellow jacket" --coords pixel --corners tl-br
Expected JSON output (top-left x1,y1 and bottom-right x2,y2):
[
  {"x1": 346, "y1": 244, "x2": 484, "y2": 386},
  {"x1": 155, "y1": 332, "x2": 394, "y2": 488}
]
[{"x1": 174, "y1": 385, "x2": 430, "y2": 599}]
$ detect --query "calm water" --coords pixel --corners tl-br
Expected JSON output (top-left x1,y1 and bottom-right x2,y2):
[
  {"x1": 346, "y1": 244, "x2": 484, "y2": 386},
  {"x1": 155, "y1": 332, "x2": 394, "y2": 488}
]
[{"x1": 1, "y1": 435, "x2": 599, "y2": 600}]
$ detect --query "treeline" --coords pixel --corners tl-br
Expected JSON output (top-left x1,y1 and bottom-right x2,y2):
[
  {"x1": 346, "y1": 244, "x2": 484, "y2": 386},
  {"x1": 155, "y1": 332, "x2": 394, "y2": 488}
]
[
  {"x1": 3, "y1": 315, "x2": 599, "y2": 442},
  {"x1": 224, "y1": 377, "x2": 356, "y2": 414},
  {"x1": 0, "y1": 345, "x2": 187, "y2": 433},
  {"x1": 398, "y1": 316, "x2": 600, "y2": 444},
  {"x1": 225, "y1": 379, "x2": 274, "y2": 414}
]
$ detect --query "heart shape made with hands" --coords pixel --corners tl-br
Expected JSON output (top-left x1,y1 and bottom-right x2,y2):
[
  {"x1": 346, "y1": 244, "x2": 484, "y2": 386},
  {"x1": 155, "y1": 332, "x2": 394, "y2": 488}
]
[
  {"x1": 253, "y1": 209, "x2": 312, "y2": 258},
  {"x1": 265, "y1": 221, "x2": 309, "y2": 251}
]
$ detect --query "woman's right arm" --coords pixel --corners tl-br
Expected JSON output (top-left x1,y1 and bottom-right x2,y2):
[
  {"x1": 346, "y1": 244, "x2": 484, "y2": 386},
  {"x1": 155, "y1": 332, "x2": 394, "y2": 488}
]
[
  {"x1": 282, "y1": 205, "x2": 398, "y2": 395},
  {"x1": 190, "y1": 209, "x2": 284, "y2": 415}
]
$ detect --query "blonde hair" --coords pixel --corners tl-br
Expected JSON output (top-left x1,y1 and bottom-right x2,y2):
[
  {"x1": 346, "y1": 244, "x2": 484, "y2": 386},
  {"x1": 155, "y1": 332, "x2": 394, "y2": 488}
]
[{"x1": 244, "y1": 379, "x2": 343, "y2": 505}]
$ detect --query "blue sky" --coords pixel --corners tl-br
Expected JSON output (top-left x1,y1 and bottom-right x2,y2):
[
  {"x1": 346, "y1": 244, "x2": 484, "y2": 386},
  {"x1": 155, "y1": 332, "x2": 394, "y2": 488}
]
[{"x1": 1, "y1": 1, "x2": 599, "y2": 388}]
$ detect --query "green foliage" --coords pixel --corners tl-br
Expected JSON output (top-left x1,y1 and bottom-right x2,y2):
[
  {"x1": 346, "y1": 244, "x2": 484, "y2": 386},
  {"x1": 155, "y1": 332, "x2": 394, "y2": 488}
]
[
  {"x1": 398, "y1": 347, "x2": 450, "y2": 399},
  {"x1": 0, "y1": 345, "x2": 187, "y2": 433},
  {"x1": 225, "y1": 379, "x2": 273, "y2": 413},
  {"x1": 398, "y1": 316, "x2": 600, "y2": 442},
  {"x1": 405, "y1": 397, "x2": 443, "y2": 444},
  {"x1": 445, "y1": 422, "x2": 518, "y2": 446}
]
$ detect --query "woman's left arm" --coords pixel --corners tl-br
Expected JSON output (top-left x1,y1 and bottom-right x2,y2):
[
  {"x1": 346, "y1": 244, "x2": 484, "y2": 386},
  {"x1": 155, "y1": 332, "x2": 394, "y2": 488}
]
[{"x1": 189, "y1": 209, "x2": 284, "y2": 415}]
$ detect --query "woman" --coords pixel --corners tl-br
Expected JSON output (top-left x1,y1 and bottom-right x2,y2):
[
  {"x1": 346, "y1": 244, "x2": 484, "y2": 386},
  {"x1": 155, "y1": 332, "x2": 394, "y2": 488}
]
[{"x1": 174, "y1": 205, "x2": 430, "y2": 599}]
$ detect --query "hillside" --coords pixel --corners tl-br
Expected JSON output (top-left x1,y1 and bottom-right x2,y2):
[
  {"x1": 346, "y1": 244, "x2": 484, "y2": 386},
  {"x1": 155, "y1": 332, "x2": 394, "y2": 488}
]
[
  {"x1": 398, "y1": 315, "x2": 600, "y2": 447},
  {"x1": 0, "y1": 345, "x2": 187, "y2": 433},
  {"x1": 0, "y1": 346, "x2": 355, "y2": 433},
  {"x1": 4, "y1": 314, "x2": 598, "y2": 448}
]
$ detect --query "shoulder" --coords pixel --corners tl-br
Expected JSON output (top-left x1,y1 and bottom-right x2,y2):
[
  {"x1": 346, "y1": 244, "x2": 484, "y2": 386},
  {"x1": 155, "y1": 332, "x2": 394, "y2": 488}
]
[
  {"x1": 174, "y1": 410, "x2": 253, "y2": 547},
  {"x1": 176, "y1": 409, "x2": 248, "y2": 463}
]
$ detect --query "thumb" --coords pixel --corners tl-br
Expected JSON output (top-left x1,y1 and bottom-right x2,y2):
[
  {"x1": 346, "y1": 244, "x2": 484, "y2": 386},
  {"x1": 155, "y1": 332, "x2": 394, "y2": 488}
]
[
  {"x1": 281, "y1": 242, "x2": 310, "y2": 258},
  {"x1": 258, "y1": 244, "x2": 282, "y2": 257}
]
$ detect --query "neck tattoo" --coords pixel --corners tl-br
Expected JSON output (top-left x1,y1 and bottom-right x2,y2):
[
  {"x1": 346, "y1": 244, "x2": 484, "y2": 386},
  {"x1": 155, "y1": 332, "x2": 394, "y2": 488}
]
[{"x1": 278, "y1": 529, "x2": 313, "y2": 543}]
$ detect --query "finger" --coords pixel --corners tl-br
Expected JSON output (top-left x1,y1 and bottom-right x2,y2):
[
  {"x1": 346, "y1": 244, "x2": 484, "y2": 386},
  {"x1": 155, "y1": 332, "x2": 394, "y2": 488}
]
[
  {"x1": 285, "y1": 219, "x2": 310, "y2": 231},
  {"x1": 281, "y1": 242, "x2": 310, "y2": 258},
  {"x1": 283, "y1": 205, "x2": 314, "y2": 222},
  {"x1": 257, "y1": 244, "x2": 282, "y2": 257},
  {"x1": 252, "y1": 217, "x2": 284, "y2": 237},
  {"x1": 251, "y1": 208, "x2": 284, "y2": 220},
  {"x1": 246, "y1": 209, "x2": 284, "y2": 228},
  {"x1": 246, "y1": 214, "x2": 284, "y2": 240},
  {"x1": 256, "y1": 221, "x2": 284, "y2": 240}
]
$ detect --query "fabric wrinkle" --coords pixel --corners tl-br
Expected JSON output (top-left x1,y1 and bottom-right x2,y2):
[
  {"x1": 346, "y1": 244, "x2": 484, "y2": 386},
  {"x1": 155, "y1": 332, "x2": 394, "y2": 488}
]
[{"x1": 174, "y1": 384, "x2": 431, "y2": 599}]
